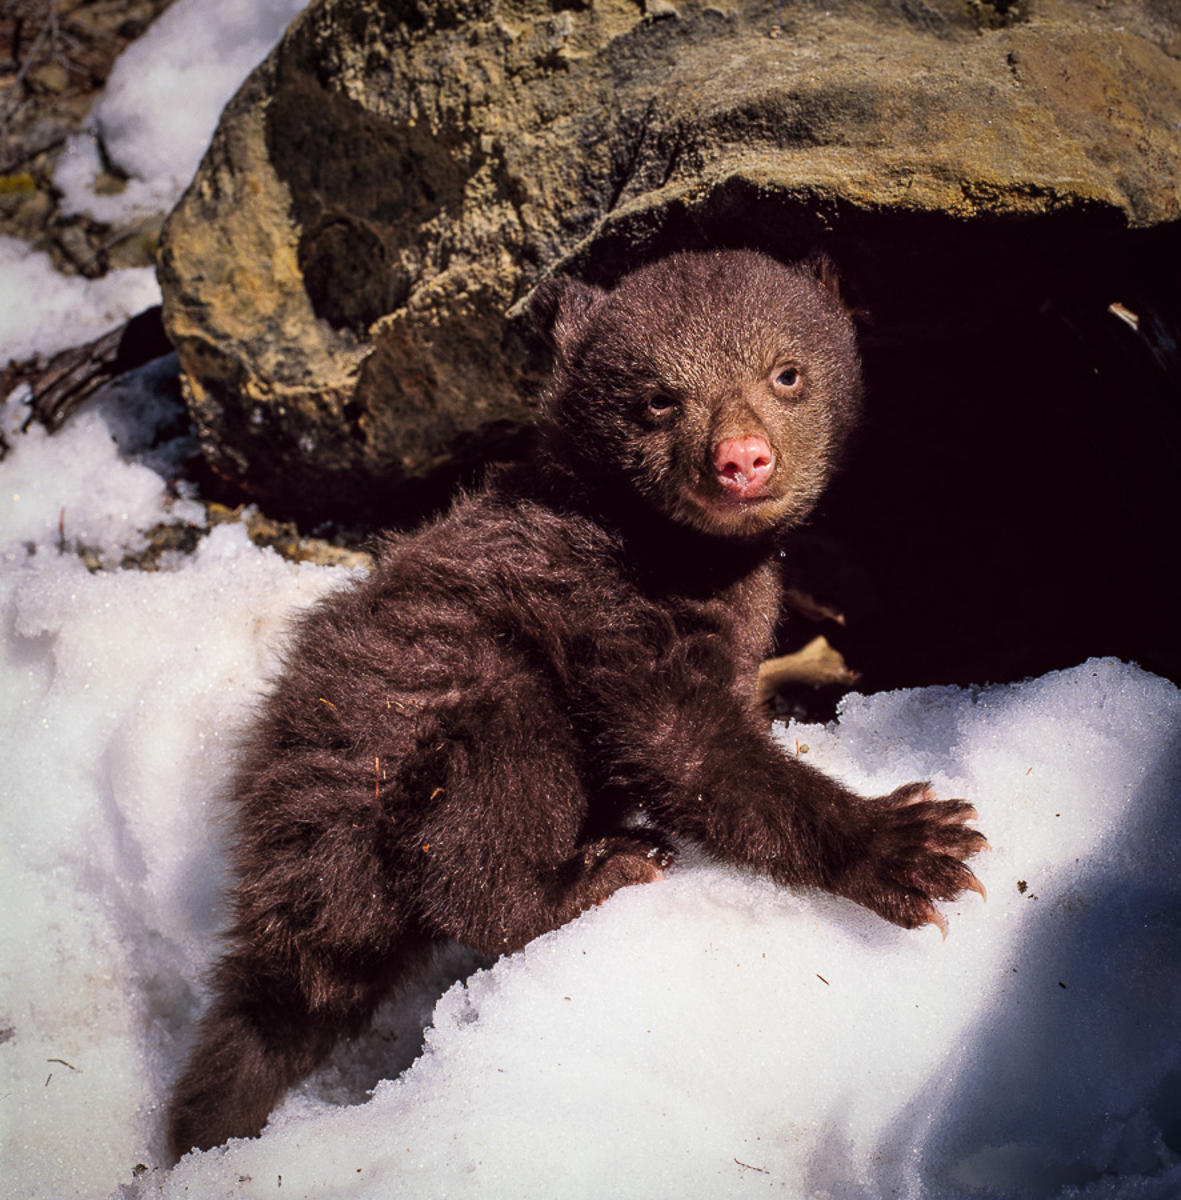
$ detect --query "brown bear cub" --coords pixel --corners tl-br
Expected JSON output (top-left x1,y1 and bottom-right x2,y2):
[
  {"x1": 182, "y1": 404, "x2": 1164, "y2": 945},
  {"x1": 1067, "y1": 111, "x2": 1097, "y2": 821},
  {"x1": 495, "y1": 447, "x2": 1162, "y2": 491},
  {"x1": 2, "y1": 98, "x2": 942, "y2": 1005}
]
[{"x1": 168, "y1": 249, "x2": 985, "y2": 1156}]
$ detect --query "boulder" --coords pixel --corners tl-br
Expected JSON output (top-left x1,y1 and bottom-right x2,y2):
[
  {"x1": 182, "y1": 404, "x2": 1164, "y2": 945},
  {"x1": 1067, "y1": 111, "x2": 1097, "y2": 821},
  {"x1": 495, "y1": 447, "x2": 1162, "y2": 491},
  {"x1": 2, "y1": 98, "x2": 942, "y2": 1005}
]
[{"x1": 156, "y1": 0, "x2": 1181, "y2": 522}]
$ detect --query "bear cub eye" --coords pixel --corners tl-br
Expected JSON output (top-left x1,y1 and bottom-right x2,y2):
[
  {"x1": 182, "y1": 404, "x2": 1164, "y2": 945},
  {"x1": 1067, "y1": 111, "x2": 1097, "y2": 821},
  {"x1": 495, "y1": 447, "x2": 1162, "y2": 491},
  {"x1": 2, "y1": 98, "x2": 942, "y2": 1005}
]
[
  {"x1": 647, "y1": 391, "x2": 679, "y2": 416},
  {"x1": 773, "y1": 365, "x2": 802, "y2": 394}
]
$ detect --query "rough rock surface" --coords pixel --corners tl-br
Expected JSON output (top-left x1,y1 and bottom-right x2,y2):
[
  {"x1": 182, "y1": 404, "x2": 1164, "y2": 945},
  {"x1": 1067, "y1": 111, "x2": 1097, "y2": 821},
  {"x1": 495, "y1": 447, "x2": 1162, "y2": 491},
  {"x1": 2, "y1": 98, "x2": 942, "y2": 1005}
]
[{"x1": 156, "y1": 0, "x2": 1181, "y2": 521}]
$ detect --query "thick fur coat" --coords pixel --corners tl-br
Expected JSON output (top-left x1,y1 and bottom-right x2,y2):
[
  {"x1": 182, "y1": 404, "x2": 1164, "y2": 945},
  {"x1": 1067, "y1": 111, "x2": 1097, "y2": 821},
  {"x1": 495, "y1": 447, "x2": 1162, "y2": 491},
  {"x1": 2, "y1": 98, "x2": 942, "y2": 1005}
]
[{"x1": 168, "y1": 250, "x2": 984, "y2": 1156}]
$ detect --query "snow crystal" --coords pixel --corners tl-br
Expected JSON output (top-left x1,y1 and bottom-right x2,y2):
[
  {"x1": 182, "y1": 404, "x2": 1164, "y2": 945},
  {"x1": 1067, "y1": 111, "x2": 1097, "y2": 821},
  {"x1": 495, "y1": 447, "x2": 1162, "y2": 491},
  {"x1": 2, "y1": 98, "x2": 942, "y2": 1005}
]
[{"x1": 0, "y1": 379, "x2": 201, "y2": 567}]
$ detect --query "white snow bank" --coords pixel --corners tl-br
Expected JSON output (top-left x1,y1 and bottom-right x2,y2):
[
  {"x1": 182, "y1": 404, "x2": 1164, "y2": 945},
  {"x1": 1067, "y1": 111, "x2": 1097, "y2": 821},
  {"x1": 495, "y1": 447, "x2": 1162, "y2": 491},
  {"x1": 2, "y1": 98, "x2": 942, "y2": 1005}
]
[
  {"x1": 157, "y1": 662, "x2": 1180, "y2": 1200},
  {"x1": 54, "y1": 0, "x2": 311, "y2": 224},
  {"x1": 0, "y1": 368, "x2": 201, "y2": 564},
  {"x1": 0, "y1": 237, "x2": 159, "y2": 364},
  {"x1": 0, "y1": 382, "x2": 354, "y2": 1198},
  {"x1": 0, "y1": 375, "x2": 1178, "y2": 1200}
]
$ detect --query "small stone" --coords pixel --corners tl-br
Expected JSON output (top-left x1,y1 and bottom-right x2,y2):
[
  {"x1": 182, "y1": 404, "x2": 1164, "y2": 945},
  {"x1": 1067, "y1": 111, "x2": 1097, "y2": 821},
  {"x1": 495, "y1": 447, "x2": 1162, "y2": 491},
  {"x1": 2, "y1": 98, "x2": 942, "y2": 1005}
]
[
  {"x1": 28, "y1": 61, "x2": 70, "y2": 95},
  {"x1": 54, "y1": 223, "x2": 103, "y2": 278}
]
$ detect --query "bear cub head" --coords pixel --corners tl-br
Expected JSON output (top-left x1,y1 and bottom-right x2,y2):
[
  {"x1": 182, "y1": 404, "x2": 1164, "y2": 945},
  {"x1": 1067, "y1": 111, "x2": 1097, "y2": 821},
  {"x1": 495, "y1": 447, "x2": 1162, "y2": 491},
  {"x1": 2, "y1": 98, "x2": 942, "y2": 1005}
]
[{"x1": 528, "y1": 248, "x2": 862, "y2": 539}]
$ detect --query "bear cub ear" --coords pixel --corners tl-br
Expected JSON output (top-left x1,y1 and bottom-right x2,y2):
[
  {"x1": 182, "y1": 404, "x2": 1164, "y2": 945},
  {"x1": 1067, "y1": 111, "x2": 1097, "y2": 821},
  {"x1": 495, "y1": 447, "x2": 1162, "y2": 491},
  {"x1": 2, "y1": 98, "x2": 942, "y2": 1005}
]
[
  {"x1": 800, "y1": 250, "x2": 869, "y2": 324},
  {"x1": 527, "y1": 277, "x2": 607, "y2": 362},
  {"x1": 801, "y1": 250, "x2": 846, "y2": 306}
]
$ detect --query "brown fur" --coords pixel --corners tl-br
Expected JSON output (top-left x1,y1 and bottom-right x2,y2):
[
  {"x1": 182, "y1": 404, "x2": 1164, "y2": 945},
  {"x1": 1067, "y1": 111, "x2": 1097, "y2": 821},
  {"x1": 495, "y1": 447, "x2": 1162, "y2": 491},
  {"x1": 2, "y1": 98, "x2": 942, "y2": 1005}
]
[{"x1": 168, "y1": 250, "x2": 984, "y2": 1156}]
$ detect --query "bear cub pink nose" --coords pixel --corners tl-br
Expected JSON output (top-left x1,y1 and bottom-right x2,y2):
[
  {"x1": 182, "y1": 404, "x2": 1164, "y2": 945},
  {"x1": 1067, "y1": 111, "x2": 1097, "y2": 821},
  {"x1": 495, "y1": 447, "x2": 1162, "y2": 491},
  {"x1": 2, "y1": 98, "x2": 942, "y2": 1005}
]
[{"x1": 713, "y1": 436, "x2": 775, "y2": 497}]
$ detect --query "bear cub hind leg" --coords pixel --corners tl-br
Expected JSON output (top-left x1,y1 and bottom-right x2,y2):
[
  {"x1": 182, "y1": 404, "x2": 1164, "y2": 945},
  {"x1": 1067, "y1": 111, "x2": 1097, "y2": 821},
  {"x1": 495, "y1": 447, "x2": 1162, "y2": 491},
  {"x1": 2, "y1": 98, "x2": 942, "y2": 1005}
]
[{"x1": 169, "y1": 946, "x2": 413, "y2": 1156}]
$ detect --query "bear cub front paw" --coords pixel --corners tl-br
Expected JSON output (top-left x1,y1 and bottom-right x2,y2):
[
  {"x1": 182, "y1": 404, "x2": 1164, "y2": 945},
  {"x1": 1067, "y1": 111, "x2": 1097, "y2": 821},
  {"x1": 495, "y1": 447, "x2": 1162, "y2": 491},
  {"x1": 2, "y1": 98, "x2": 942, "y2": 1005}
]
[{"x1": 839, "y1": 782, "x2": 987, "y2": 934}]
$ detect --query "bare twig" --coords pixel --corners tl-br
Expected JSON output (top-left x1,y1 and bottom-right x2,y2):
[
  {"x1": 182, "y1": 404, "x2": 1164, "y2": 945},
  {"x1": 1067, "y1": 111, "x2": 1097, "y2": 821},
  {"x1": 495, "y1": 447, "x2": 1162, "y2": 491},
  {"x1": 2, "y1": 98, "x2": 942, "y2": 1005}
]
[{"x1": 3, "y1": 306, "x2": 171, "y2": 439}]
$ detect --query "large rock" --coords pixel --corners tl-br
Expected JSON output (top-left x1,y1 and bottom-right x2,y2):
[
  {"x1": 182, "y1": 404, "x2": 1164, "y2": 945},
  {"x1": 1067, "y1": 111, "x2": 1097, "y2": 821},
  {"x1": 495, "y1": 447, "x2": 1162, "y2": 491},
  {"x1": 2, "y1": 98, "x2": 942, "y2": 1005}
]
[{"x1": 157, "y1": 0, "x2": 1181, "y2": 522}]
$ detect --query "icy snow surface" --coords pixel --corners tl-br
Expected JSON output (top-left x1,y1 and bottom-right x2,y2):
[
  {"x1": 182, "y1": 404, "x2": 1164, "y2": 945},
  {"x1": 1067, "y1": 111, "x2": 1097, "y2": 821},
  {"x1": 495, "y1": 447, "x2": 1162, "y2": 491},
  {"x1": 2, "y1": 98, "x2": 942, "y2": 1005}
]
[{"x1": 1, "y1": 377, "x2": 1179, "y2": 1200}]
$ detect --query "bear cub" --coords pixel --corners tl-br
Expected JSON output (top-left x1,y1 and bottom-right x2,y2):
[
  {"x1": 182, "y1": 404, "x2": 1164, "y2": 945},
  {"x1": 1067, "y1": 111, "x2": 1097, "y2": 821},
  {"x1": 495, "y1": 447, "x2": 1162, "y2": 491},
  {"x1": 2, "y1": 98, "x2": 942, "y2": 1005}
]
[{"x1": 168, "y1": 249, "x2": 985, "y2": 1156}]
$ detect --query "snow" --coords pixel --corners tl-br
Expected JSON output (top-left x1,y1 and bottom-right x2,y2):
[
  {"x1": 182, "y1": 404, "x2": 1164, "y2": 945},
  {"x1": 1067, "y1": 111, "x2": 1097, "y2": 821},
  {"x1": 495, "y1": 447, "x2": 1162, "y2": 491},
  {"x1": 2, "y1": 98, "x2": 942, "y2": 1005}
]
[
  {"x1": 0, "y1": 237, "x2": 159, "y2": 364},
  {"x1": 2, "y1": 2, "x2": 1180, "y2": 1196},
  {"x1": 54, "y1": 0, "x2": 311, "y2": 225}
]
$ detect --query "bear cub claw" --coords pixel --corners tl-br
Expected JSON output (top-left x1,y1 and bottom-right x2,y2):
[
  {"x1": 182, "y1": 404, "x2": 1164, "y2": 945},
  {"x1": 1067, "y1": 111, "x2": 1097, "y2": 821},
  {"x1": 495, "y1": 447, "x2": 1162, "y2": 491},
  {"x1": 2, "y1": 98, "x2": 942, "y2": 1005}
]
[{"x1": 838, "y1": 781, "x2": 988, "y2": 932}]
